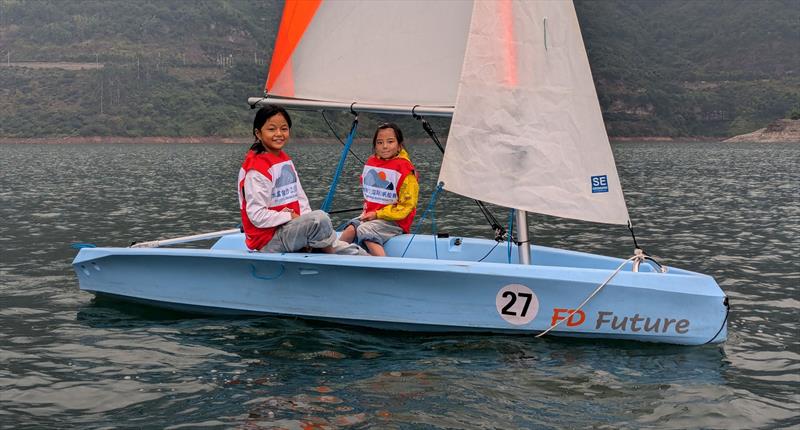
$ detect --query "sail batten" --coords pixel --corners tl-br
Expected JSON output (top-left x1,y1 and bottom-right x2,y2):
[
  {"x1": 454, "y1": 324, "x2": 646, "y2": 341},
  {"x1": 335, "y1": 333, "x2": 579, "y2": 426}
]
[{"x1": 439, "y1": 0, "x2": 630, "y2": 225}]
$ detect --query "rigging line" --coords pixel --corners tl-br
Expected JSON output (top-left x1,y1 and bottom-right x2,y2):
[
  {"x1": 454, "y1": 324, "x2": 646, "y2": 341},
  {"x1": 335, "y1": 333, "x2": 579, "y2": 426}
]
[
  {"x1": 321, "y1": 110, "x2": 365, "y2": 164},
  {"x1": 477, "y1": 241, "x2": 501, "y2": 262},
  {"x1": 704, "y1": 298, "x2": 730, "y2": 345},
  {"x1": 412, "y1": 113, "x2": 506, "y2": 240},
  {"x1": 401, "y1": 182, "x2": 444, "y2": 258},
  {"x1": 507, "y1": 209, "x2": 515, "y2": 264},
  {"x1": 431, "y1": 199, "x2": 439, "y2": 260},
  {"x1": 627, "y1": 219, "x2": 641, "y2": 250},
  {"x1": 412, "y1": 106, "x2": 446, "y2": 153},
  {"x1": 627, "y1": 221, "x2": 666, "y2": 272},
  {"x1": 543, "y1": 18, "x2": 548, "y2": 51},
  {"x1": 535, "y1": 255, "x2": 638, "y2": 339},
  {"x1": 327, "y1": 206, "x2": 362, "y2": 215},
  {"x1": 321, "y1": 115, "x2": 358, "y2": 213},
  {"x1": 251, "y1": 95, "x2": 269, "y2": 109},
  {"x1": 431, "y1": 202, "x2": 439, "y2": 260}
]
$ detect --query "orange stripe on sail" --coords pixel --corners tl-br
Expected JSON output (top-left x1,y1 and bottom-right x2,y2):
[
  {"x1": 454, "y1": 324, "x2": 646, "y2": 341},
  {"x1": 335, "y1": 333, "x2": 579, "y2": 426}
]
[
  {"x1": 499, "y1": 0, "x2": 517, "y2": 87},
  {"x1": 265, "y1": 0, "x2": 322, "y2": 95}
]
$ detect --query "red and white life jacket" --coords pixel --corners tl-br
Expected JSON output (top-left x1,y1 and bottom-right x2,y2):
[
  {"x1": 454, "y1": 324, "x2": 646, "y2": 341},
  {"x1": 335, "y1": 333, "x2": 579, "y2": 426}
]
[
  {"x1": 361, "y1": 155, "x2": 417, "y2": 233},
  {"x1": 238, "y1": 150, "x2": 302, "y2": 250}
]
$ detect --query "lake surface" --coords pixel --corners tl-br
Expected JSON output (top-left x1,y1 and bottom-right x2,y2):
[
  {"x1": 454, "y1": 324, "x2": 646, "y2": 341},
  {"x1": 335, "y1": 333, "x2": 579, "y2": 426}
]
[{"x1": 1, "y1": 141, "x2": 797, "y2": 429}]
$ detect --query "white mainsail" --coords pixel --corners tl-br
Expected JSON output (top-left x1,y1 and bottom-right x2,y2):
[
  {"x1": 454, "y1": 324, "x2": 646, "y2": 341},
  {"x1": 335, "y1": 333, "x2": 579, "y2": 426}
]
[
  {"x1": 263, "y1": 0, "x2": 629, "y2": 225},
  {"x1": 266, "y1": 0, "x2": 472, "y2": 108},
  {"x1": 439, "y1": 0, "x2": 630, "y2": 225}
]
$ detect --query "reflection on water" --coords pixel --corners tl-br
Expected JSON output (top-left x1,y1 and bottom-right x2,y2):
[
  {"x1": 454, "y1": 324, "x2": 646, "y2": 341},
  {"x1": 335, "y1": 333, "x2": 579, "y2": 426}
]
[{"x1": 0, "y1": 141, "x2": 798, "y2": 428}]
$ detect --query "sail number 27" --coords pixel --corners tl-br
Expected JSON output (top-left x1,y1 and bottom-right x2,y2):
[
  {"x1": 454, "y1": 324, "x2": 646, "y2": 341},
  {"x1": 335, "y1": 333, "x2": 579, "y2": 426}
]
[
  {"x1": 501, "y1": 291, "x2": 534, "y2": 316},
  {"x1": 495, "y1": 284, "x2": 539, "y2": 325}
]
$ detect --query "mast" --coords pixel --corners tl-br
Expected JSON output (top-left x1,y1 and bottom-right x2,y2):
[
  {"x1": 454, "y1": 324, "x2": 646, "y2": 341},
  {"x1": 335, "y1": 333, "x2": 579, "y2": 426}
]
[{"x1": 516, "y1": 210, "x2": 531, "y2": 265}]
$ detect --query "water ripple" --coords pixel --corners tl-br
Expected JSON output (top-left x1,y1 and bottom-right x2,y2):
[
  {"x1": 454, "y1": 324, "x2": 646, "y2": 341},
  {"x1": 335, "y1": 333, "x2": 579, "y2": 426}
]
[{"x1": 0, "y1": 141, "x2": 798, "y2": 428}]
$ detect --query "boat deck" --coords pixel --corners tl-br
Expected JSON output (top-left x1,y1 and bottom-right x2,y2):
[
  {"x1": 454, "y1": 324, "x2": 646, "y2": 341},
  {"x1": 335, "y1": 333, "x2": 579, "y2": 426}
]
[{"x1": 211, "y1": 233, "x2": 678, "y2": 274}]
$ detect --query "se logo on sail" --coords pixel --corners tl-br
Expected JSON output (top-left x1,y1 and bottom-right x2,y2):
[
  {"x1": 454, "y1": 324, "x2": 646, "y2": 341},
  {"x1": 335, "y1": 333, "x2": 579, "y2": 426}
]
[{"x1": 591, "y1": 175, "x2": 609, "y2": 193}]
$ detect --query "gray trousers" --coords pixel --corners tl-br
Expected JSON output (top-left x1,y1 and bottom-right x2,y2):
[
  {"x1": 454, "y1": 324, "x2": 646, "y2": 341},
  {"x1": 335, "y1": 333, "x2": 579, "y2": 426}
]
[
  {"x1": 346, "y1": 218, "x2": 404, "y2": 246},
  {"x1": 262, "y1": 210, "x2": 367, "y2": 256}
]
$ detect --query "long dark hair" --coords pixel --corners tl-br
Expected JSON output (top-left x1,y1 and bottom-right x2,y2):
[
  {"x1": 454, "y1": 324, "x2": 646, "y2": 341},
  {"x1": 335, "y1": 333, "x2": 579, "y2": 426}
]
[
  {"x1": 250, "y1": 104, "x2": 292, "y2": 153},
  {"x1": 372, "y1": 122, "x2": 404, "y2": 149}
]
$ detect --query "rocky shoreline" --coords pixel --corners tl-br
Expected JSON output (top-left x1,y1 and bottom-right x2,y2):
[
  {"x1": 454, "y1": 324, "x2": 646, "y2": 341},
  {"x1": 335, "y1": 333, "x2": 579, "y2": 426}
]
[
  {"x1": 609, "y1": 136, "x2": 722, "y2": 143},
  {"x1": 1, "y1": 125, "x2": 797, "y2": 144},
  {"x1": 723, "y1": 119, "x2": 800, "y2": 143},
  {"x1": 0, "y1": 136, "x2": 378, "y2": 145},
  {"x1": 0, "y1": 136, "x2": 249, "y2": 144},
  {"x1": 0, "y1": 136, "x2": 721, "y2": 145}
]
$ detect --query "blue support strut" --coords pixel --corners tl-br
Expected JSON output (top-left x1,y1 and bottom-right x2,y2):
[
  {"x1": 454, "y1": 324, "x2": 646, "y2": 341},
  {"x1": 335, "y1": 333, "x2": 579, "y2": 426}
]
[{"x1": 321, "y1": 117, "x2": 358, "y2": 213}]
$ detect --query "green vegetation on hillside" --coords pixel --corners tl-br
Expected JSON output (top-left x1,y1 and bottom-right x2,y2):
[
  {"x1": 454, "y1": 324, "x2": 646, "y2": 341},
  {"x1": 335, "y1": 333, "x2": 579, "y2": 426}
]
[
  {"x1": 0, "y1": 0, "x2": 282, "y2": 137},
  {"x1": 576, "y1": 0, "x2": 799, "y2": 137},
  {"x1": 0, "y1": 0, "x2": 797, "y2": 139}
]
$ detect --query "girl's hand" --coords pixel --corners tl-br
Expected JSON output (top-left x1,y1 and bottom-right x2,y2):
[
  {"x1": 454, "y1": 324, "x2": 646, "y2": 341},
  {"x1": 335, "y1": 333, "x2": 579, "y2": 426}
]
[
  {"x1": 282, "y1": 207, "x2": 300, "y2": 219},
  {"x1": 360, "y1": 211, "x2": 377, "y2": 221}
]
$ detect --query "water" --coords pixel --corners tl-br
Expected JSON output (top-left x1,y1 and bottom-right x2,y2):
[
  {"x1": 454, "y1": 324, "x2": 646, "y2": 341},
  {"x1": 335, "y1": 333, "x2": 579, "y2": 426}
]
[{"x1": 1, "y1": 141, "x2": 797, "y2": 429}]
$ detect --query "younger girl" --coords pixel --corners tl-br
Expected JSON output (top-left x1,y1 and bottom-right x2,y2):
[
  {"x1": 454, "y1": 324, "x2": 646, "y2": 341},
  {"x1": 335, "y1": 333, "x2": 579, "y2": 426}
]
[
  {"x1": 340, "y1": 123, "x2": 419, "y2": 256},
  {"x1": 239, "y1": 105, "x2": 362, "y2": 255}
]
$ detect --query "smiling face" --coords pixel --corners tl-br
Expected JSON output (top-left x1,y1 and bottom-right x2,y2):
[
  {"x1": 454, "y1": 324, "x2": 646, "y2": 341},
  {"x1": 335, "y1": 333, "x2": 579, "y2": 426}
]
[
  {"x1": 374, "y1": 128, "x2": 401, "y2": 160},
  {"x1": 255, "y1": 113, "x2": 290, "y2": 155}
]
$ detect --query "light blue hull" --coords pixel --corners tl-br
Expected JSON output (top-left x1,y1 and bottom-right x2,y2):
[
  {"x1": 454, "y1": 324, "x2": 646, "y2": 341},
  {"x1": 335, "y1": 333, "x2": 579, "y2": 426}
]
[{"x1": 72, "y1": 234, "x2": 728, "y2": 345}]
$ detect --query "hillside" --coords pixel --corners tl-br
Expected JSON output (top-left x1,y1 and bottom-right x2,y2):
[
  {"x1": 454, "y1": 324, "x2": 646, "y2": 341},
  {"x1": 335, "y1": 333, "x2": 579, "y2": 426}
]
[
  {"x1": 575, "y1": 0, "x2": 799, "y2": 137},
  {"x1": 0, "y1": 0, "x2": 798, "y2": 139}
]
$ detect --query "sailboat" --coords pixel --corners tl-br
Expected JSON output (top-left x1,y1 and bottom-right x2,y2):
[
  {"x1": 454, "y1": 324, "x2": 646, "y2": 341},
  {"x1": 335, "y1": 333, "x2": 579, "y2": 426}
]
[{"x1": 72, "y1": 0, "x2": 728, "y2": 345}]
